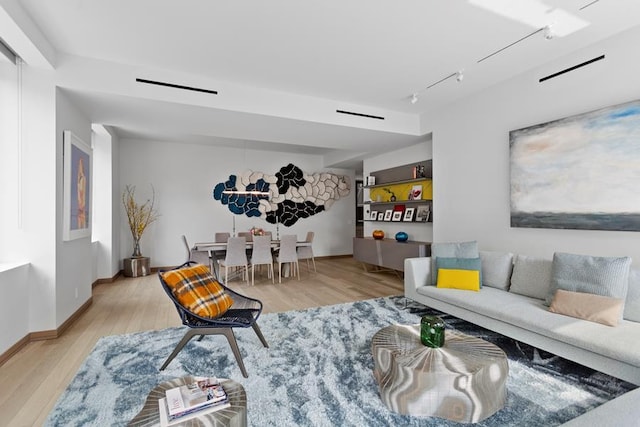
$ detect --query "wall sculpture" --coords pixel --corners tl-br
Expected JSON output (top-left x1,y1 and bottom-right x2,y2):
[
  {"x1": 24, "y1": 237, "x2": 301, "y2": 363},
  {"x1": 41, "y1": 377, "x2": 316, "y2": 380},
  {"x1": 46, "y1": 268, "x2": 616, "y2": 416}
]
[{"x1": 213, "y1": 163, "x2": 351, "y2": 226}]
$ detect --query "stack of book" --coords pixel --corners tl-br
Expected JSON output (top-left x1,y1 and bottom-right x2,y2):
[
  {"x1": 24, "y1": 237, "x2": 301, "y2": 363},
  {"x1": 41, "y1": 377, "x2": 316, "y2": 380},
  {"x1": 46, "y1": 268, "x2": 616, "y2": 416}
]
[{"x1": 158, "y1": 377, "x2": 230, "y2": 426}]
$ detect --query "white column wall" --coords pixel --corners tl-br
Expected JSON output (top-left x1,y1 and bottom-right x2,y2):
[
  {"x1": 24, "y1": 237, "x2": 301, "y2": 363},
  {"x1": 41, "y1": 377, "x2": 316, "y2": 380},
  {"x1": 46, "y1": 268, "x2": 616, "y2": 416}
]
[
  {"x1": 118, "y1": 139, "x2": 356, "y2": 268},
  {"x1": 426, "y1": 26, "x2": 640, "y2": 264}
]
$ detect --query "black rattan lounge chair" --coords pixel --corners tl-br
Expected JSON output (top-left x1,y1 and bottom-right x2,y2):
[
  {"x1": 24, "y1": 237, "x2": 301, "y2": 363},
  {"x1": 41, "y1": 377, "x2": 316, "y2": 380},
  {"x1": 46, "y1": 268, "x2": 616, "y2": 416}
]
[{"x1": 158, "y1": 261, "x2": 269, "y2": 377}]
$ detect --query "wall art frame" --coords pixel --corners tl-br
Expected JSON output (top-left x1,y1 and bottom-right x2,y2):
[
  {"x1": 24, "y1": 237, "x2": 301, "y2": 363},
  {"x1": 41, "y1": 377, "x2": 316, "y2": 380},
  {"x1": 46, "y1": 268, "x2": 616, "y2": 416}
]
[
  {"x1": 63, "y1": 130, "x2": 92, "y2": 241},
  {"x1": 510, "y1": 99, "x2": 640, "y2": 231}
]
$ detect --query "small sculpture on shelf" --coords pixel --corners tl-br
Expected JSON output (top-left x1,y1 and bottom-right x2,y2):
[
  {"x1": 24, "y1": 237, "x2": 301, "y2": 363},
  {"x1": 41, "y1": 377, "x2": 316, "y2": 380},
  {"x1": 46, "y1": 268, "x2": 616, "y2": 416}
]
[
  {"x1": 383, "y1": 188, "x2": 396, "y2": 202},
  {"x1": 395, "y1": 231, "x2": 408, "y2": 242},
  {"x1": 372, "y1": 230, "x2": 385, "y2": 240}
]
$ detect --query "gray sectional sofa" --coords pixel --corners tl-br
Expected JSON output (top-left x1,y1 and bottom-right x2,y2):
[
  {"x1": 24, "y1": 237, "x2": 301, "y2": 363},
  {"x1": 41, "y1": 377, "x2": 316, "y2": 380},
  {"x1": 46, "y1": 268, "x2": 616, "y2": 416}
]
[{"x1": 404, "y1": 245, "x2": 640, "y2": 426}]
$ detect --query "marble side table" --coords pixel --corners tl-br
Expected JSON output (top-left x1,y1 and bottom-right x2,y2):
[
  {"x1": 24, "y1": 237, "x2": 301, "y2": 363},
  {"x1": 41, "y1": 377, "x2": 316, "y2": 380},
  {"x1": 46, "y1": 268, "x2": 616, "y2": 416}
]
[{"x1": 372, "y1": 324, "x2": 508, "y2": 423}]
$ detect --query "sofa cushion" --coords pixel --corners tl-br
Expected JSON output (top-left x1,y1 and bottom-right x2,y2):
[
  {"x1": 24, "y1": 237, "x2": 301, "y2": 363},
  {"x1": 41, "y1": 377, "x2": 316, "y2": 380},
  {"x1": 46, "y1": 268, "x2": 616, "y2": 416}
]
[
  {"x1": 624, "y1": 268, "x2": 640, "y2": 322},
  {"x1": 549, "y1": 289, "x2": 624, "y2": 327},
  {"x1": 430, "y1": 241, "x2": 478, "y2": 285},
  {"x1": 546, "y1": 252, "x2": 632, "y2": 309},
  {"x1": 434, "y1": 256, "x2": 482, "y2": 286},
  {"x1": 509, "y1": 255, "x2": 552, "y2": 300},
  {"x1": 161, "y1": 264, "x2": 234, "y2": 318},
  {"x1": 436, "y1": 268, "x2": 481, "y2": 291},
  {"x1": 479, "y1": 250, "x2": 514, "y2": 291}
]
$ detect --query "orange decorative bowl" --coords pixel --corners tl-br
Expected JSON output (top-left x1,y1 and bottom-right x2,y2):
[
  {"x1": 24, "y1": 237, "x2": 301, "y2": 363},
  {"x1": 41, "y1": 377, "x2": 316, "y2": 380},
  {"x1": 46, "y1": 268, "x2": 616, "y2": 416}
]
[{"x1": 372, "y1": 230, "x2": 385, "y2": 240}]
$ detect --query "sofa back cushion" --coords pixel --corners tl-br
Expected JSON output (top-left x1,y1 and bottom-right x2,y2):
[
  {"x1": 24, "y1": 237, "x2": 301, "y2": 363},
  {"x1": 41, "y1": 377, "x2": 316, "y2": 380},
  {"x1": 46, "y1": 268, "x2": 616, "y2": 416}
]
[
  {"x1": 434, "y1": 256, "x2": 482, "y2": 286},
  {"x1": 479, "y1": 250, "x2": 514, "y2": 291},
  {"x1": 549, "y1": 289, "x2": 624, "y2": 327},
  {"x1": 430, "y1": 241, "x2": 478, "y2": 285},
  {"x1": 624, "y1": 267, "x2": 640, "y2": 322},
  {"x1": 545, "y1": 252, "x2": 631, "y2": 309},
  {"x1": 509, "y1": 255, "x2": 553, "y2": 300}
]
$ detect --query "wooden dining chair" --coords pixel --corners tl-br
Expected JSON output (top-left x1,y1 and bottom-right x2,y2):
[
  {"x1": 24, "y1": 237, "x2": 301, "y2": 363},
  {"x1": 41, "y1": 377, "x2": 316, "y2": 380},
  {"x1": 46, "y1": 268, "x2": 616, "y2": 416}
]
[
  {"x1": 276, "y1": 234, "x2": 300, "y2": 283},
  {"x1": 250, "y1": 235, "x2": 274, "y2": 285},
  {"x1": 218, "y1": 237, "x2": 249, "y2": 284},
  {"x1": 237, "y1": 231, "x2": 252, "y2": 242},
  {"x1": 214, "y1": 232, "x2": 230, "y2": 243},
  {"x1": 297, "y1": 231, "x2": 316, "y2": 273}
]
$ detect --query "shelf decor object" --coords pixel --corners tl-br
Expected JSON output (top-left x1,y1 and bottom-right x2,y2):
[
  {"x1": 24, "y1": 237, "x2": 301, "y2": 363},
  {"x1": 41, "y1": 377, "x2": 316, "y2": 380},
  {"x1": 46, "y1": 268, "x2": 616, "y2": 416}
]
[
  {"x1": 420, "y1": 315, "x2": 445, "y2": 348},
  {"x1": 395, "y1": 231, "x2": 408, "y2": 242},
  {"x1": 372, "y1": 230, "x2": 385, "y2": 240}
]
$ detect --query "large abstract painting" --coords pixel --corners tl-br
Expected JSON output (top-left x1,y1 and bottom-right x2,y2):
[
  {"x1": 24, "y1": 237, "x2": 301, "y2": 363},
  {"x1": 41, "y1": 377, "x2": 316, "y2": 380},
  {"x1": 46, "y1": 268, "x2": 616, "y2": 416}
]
[{"x1": 510, "y1": 99, "x2": 640, "y2": 231}]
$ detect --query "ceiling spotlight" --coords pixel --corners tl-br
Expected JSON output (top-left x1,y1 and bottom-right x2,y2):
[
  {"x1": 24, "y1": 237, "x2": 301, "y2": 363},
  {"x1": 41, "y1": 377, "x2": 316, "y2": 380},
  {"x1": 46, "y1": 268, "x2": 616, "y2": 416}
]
[
  {"x1": 456, "y1": 71, "x2": 464, "y2": 82},
  {"x1": 410, "y1": 93, "x2": 419, "y2": 104},
  {"x1": 543, "y1": 25, "x2": 554, "y2": 40}
]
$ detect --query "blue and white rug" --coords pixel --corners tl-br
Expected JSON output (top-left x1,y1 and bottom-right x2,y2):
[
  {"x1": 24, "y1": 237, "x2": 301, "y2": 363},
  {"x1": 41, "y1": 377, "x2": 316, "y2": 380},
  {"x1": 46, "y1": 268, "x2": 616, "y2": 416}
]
[{"x1": 45, "y1": 296, "x2": 636, "y2": 426}]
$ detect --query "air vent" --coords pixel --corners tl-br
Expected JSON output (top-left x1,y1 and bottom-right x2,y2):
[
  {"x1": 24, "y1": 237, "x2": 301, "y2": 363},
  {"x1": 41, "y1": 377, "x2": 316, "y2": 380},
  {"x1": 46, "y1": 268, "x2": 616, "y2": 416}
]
[
  {"x1": 539, "y1": 55, "x2": 605, "y2": 83},
  {"x1": 135, "y1": 78, "x2": 218, "y2": 94},
  {"x1": 336, "y1": 110, "x2": 385, "y2": 120}
]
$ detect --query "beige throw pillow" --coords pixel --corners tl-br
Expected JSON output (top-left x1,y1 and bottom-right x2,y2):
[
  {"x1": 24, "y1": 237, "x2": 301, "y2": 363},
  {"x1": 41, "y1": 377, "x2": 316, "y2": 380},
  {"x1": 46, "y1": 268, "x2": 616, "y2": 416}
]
[{"x1": 549, "y1": 289, "x2": 624, "y2": 327}]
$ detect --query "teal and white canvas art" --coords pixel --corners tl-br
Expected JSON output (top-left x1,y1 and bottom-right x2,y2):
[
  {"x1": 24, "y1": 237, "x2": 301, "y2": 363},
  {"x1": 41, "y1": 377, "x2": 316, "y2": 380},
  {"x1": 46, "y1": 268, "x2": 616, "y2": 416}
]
[{"x1": 510, "y1": 99, "x2": 640, "y2": 231}]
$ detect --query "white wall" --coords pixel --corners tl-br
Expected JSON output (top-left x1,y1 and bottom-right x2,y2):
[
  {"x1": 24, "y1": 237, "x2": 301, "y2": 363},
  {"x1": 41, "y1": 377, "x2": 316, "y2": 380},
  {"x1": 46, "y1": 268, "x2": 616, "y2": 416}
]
[
  {"x1": 426, "y1": 26, "x2": 640, "y2": 264},
  {"x1": 91, "y1": 125, "x2": 121, "y2": 281},
  {"x1": 363, "y1": 139, "x2": 433, "y2": 243},
  {"x1": 56, "y1": 89, "x2": 93, "y2": 325},
  {"x1": 118, "y1": 139, "x2": 356, "y2": 268}
]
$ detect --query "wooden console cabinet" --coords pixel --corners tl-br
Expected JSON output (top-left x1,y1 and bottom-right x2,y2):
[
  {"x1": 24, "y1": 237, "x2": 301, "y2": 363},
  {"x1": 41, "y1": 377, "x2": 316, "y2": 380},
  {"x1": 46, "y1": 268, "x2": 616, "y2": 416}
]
[{"x1": 353, "y1": 237, "x2": 431, "y2": 272}]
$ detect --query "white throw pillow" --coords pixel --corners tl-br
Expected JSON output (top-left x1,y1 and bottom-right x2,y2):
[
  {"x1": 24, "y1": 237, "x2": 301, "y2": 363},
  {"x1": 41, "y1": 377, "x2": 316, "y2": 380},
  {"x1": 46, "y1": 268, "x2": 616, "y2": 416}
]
[
  {"x1": 509, "y1": 255, "x2": 553, "y2": 300},
  {"x1": 430, "y1": 241, "x2": 478, "y2": 285},
  {"x1": 479, "y1": 250, "x2": 514, "y2": 291}
]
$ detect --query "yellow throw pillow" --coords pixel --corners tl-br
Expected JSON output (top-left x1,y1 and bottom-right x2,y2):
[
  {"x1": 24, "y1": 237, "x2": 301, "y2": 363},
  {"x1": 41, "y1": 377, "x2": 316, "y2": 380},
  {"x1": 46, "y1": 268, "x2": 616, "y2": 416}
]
[
  {"x1": 549, "y1": 289, "x2": 623, "y2": 327},
  {"x1": 436, "y1": 268, "x2": 480, "y2": 291},
  {"x1": 161, "y1": 264, "x2": 234, "y2": 318}
]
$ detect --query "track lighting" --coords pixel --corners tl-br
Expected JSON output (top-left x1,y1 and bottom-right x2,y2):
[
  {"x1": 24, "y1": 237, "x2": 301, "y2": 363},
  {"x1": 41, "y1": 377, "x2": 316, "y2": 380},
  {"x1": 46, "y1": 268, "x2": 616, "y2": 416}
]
[
  {"x1": 543, "y1": 25, "x2": 554, "y2": 40},
  {"x1": 456, "y1": 71, "x2": 464, "y2": 82},
  {"x1": 409, "y1": 70, "x2": 464, "y2": 104},
  {"x1": 410, "y1": 93, "x2": 418, "y2": 104}
]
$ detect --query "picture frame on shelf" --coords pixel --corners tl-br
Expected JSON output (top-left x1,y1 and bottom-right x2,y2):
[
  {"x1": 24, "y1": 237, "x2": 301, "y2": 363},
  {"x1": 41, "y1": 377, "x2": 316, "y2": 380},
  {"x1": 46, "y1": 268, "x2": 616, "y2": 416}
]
[
  {"x1": 377, "y1": 212, "x2": 385, "y2": 221},
  {"x1": 408, "y1": 184, "x2": 422, "y2": 200},
  {"x1": 403, "y1": 207, "x2": 415, "y2": 221},
  {"x1": 370, "y1": 211, "x2": 378, "y2": 220},
  {"x1": 392, "y1": 211, "x2": 403, "y2": 221},
  {"x1": 384, "y1": 210, "x2": 393, "y2": 221},
  {"x1": 416, "y1": 205, "x2": 430, "y2": 222}
]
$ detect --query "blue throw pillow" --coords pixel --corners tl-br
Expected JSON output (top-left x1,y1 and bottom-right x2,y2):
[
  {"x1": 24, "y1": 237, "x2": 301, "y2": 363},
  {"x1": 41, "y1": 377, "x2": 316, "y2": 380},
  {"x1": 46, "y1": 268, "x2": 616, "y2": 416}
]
[{"x1": 435, "y1": 257, "x2": 482, "y2": 288}]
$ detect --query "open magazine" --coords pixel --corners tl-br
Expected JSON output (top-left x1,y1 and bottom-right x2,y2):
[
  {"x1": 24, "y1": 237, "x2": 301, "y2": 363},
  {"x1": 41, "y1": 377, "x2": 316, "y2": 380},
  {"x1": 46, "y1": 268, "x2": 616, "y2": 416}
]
[{"x1": 159, "y1": 377, "x2": 229, "y2": 426}]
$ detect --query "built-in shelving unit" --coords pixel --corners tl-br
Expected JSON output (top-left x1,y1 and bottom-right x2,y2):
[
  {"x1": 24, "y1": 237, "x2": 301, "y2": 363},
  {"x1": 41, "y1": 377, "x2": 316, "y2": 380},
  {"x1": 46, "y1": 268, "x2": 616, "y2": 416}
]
[{"x1": 362, "y1": 160, "x2": 433, "y2": 223}]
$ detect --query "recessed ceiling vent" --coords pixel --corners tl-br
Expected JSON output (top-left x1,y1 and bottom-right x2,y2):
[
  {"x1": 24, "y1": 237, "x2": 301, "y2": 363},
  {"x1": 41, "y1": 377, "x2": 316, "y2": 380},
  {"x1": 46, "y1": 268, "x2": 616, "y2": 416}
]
[
  {"x1": 539, "y1": 54, "x2": 605, "y2": 82},
  {"x1": 135, "y1": 78, "x2": 218, "y2": 95},
  {"x1": 336, "y1": 109, "x2": 385, "y2": 120}
]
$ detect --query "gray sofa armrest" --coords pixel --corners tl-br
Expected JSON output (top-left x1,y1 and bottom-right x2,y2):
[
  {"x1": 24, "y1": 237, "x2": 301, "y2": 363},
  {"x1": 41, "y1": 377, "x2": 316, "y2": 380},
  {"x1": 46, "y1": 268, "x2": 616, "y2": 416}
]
[{"x1": 404, "y1": 257, "x2": 432, "y2": 300}]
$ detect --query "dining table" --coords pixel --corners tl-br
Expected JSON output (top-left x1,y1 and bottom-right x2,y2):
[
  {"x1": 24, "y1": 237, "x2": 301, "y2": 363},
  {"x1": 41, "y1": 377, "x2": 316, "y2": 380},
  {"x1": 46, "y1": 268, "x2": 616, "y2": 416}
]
[{"x1": 191, "y1": 238, "x2": 310, "y2": 281}]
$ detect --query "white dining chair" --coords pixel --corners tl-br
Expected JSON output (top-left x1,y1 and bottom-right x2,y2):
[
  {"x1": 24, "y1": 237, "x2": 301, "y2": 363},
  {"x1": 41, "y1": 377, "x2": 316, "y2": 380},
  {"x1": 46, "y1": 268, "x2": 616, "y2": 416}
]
[
  {"x1": 276, "y1": 234, "x2": 299, "y2": 283},
  {"x1": 250, "y1": 235, "x2": 274, "y2": 285},
  {"x1": 297, "y1": 231, "x2": 316, "y2": 273},
  {"x1": 218, "y1": 236, "x2": 249, "y2": 284},
  {"x1": 214, "y1": 232, "x2": 230, "y2": 243},
  {"x1": 182, "y1": 235, "x2": 215, "y2": 274}
]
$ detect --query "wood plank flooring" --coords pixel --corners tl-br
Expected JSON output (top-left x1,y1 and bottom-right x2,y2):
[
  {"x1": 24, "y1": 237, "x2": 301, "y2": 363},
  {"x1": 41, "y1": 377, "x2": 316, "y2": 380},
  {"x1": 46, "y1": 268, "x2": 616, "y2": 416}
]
[{"x1": 0, "y1": 257, "x2": 403, "y2": 427}]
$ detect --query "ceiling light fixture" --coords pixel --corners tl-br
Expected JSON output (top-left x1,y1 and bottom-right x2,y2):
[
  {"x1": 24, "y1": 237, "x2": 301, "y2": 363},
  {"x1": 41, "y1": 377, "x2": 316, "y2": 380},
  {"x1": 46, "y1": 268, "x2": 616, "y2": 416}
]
[
  {"x1": 543, "y1": 25, "x2": 554, "y2": 40},
  {"x1": 410, "y1": 93, "x2": 419, "y2": 104},
  {"x1": 222, "y1": 190, "x2": 270, "y2": 196},
  {"x1": 456, "y1": 70, "x2": 464, "y2": 82}
]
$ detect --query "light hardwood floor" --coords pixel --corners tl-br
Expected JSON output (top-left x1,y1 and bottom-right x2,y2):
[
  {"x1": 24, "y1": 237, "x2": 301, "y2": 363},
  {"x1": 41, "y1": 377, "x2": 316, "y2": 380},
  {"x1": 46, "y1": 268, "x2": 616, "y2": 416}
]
[{"x1": 0, "y1": 257, "x2": 403, "y2": 426}]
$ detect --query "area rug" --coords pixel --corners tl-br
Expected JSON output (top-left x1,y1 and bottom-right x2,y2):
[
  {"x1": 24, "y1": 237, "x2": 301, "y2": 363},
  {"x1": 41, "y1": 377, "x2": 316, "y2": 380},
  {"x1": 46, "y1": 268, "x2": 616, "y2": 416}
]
[{"x1": 45, "y1": 296, "x2": 636, "y2": 426}]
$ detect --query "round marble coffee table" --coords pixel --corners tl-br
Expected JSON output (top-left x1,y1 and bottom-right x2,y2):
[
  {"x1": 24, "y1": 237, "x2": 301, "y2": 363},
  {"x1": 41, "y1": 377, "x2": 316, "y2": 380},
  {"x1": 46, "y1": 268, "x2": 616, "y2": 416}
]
[
  {"x1": 128, "y1": 376, "x2": 246, "y2": 427},
  {"x1": 372, "y1": 324, "x2": 508, "y2": 423}
]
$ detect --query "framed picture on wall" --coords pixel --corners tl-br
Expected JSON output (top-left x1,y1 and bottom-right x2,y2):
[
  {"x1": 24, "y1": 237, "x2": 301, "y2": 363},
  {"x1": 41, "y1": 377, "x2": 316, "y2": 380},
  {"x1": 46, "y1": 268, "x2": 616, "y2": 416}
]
[
  {"x1": 63, "y1": 130, "x2": 92, "y2": 241},
  {"x1": 377, "y1": 212, "x2": 385, "y2": 221},
  {"x1": 384, "y1": 210, "x2": 393, "y2": 221},
  {"x1": 392, "y1": 211, "x2": 403, "y2": 221},
  {"x1": 416, "y1": 205, "x2": 430, "y2": 222},
  {"x1": 403, "y1": 207, "x2": 415, "y2": 221},
  {"x1": 370, "y1": 211, "x2": 378, "y2": 220}
]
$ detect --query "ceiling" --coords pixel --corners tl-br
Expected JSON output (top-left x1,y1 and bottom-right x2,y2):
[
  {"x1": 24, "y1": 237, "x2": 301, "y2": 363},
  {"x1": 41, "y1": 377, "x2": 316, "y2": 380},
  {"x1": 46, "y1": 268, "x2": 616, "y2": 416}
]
[{"x1": 11, "y1": 0, "x2": 640, "y2": 168}]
